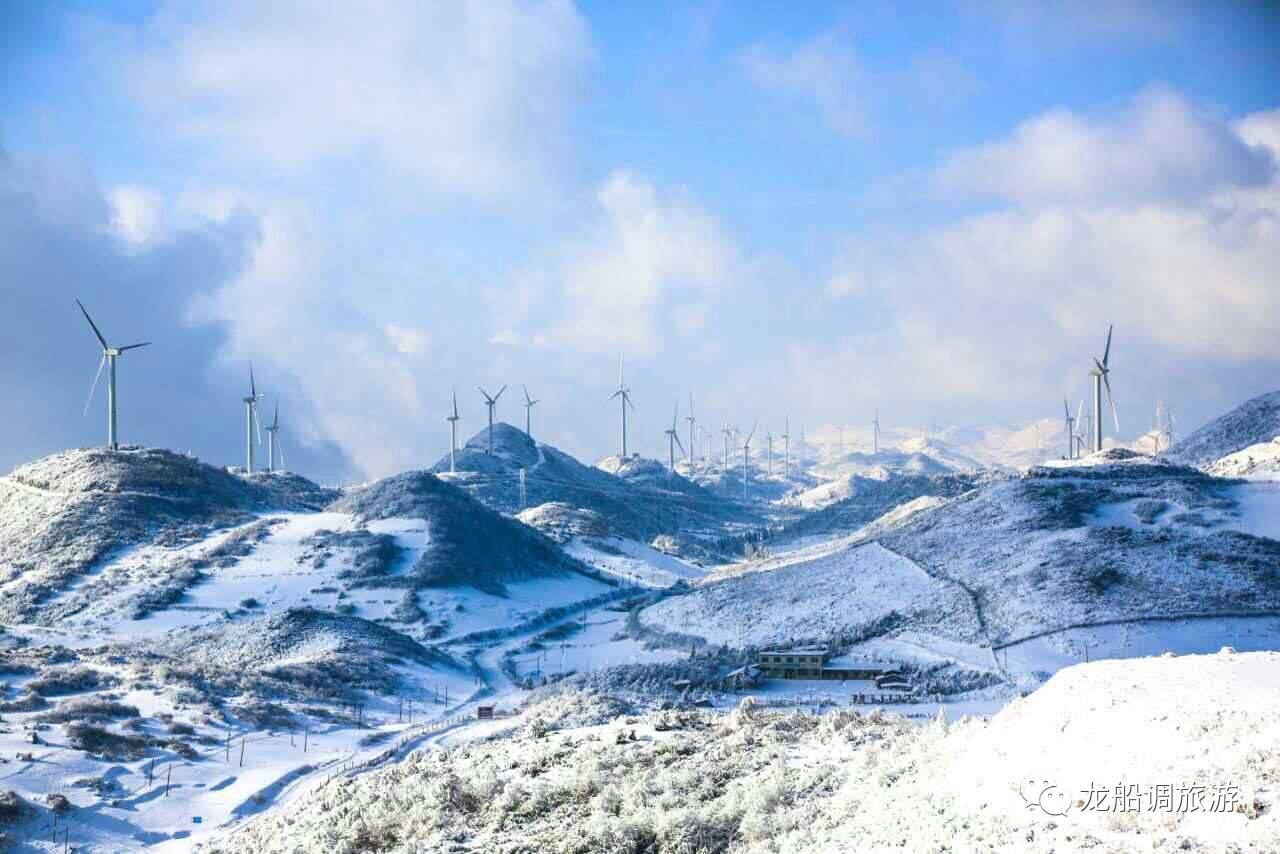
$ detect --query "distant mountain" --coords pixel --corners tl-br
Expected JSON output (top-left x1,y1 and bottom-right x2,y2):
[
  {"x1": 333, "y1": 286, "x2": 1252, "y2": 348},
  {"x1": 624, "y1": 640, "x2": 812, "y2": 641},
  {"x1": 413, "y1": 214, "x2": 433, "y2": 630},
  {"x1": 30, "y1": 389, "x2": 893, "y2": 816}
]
[
  {"x1": 329, "y1": 467, "x2": 589, "y2": 595},
  {"x1": 0, "y1": 446, "x2": 335, "y2": 623},
  {"x1": 428, "y1": 423, "x2": 757, "y2": 555},
  {"x1": 1165, "y1": 390, "x2": 1280, "y2": 469}
]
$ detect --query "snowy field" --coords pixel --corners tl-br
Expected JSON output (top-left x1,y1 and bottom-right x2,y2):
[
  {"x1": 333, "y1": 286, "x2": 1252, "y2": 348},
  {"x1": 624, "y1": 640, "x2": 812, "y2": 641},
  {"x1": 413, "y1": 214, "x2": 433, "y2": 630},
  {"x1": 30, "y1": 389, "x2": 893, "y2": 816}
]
[{"x1": 204, "y1": 650, "x2": 1280, "y2": 853}]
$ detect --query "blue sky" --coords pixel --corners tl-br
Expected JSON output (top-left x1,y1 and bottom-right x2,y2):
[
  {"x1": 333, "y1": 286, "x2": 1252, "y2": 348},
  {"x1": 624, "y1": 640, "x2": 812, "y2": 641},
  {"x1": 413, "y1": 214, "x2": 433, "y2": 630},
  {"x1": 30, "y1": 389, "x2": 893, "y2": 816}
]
[{"x1": 2, "y1": 1, "x2": 1278, "y2": 478}]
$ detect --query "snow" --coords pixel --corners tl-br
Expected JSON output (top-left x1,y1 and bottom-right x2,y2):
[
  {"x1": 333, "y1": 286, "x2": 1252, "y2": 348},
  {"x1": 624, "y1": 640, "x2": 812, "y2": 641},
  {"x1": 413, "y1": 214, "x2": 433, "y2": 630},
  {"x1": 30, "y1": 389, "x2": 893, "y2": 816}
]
[
  {"x1": 205, "y1": 651, "x2": 1280, "y2": 853},
  {"x1": 1207, "y1": 435, "x2": 1280, "y2": 477},
  {"x1": 640, "y1": 542, "x2": 981, "y2": 648},
  {"x1": 564, "y1": 536, "x2": 705, "y2": 588}
]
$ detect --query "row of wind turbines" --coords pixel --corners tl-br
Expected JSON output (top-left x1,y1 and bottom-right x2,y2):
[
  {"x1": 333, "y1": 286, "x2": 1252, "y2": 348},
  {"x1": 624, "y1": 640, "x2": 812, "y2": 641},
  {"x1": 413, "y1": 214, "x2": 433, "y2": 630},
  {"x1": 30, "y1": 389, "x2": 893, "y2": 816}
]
[{"x1": 77, "y1": 299, "x2": 286, "y2": 474}]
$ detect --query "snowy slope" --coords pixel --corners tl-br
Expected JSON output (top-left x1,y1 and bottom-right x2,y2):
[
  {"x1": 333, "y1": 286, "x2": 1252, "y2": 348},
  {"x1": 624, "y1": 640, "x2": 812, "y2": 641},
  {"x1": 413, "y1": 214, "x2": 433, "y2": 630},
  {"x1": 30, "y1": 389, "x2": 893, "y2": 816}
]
[
  {"x1": 207, "y1": 650, "x2": 1280, "y2": 854},
  {"x1": 430, "y1": 423, "x2": 756, "y2": 556},
  {"x1": 0, "y1": 447, "x2": 335, "y2": 624},
  {"x1": 1165, "y1": 389, "x2": 1280, "y2": 468},
  {"x1": 330, "y1": 467, "x2": 591, "y2": 594},
  {"x1": 640, "y1": 542, "x2": 981, "y2": 648},
  {"x1": 1207, "y1": 435, "x2": 1280, "y2": 477},
  {"x1": 775, "y1": 471, "x2": 987, "y2": 542}
]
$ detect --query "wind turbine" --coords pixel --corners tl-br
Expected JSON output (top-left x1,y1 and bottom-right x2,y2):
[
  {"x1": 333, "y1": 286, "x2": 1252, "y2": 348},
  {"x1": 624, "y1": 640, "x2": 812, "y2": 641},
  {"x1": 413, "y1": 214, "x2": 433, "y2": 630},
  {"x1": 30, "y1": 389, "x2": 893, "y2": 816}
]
[
  {"x1": 1089, "y1": 324, "x2": 1119, "y2": 452},
  {"x1": 479, "y1": 385, "x2": 506, "y2": 454},
  {"x1": 446, "y1": 388, "x2": 461, "y2": 473},
  {"x1": 522, "y1": 385, "x2": 540, "y2": 439},
  {"x1": 765, "y1": 427, "x2": 774, "y2": 476},
  {"x1": 684, "y1": 394, "x2": 697, "y2": 466},
  {"x1": 872, "y1": 409, "x2": 881, "y2": 455},
  {"x1": 264, "y1": 400, "x2": 285, "y2": 473},
  {"x1": 741, "y1": 421, "x2": 758, "y2": 501},
  {"x1": 607, "y1": 355, "x2": 634, "y2": 457},
  {"x1": 664, "y1": 401, "x2": 686, "y2": 473},
  {"x1": 782, "y1": 415, "x2": 791, "y2": 478},
  {"x1": 721, "y1": 423, "x2": 733, "y2": 469},
  {"x1": 242, "y1": 365, "x2": 265, "y2": 473},
  {"x1": 1062, "y1": 398, "x2": 1076, "y2": 460},
  {"x1": 76, "y1": 299, "x2": 150, "y2": 451}
]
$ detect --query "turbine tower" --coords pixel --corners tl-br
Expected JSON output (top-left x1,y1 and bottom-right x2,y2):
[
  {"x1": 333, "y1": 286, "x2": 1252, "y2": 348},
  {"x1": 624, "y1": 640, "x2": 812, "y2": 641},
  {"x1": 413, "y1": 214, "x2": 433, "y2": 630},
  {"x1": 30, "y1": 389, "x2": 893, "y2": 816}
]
[
  {"x1": 765, "y1": 427, "x2": 774, "y2": 476},
  {"x1": 1062, "y1": 398, "x2": 1076, "y2": 460},
  {"x1": 782, "y1": 415, "x2": 791, "y2": 478},
  {"x1": 664, "y1": 401, "x2": 686, "y2": 472},
  {"x1": 721, "y1": 424, "x2": 733, "y2": 469},
  {"x1": 607, "y1": 355, "x2": 634, "y2": 457},
  {"x1": 1089, "y1": 325, "x2": 1119, "y2": 452},
  {"x1": 684, "y1": 394, "x2": 697, "y2": 466},
  {"x1": 242, "y1": 365, "x2": 264, "y2": 473},
  {"x1": 76, "y1": 299, "x2": 151, "y2": 451},
  {"x1": 741, "y1": 421, "x2": 758, "y2": 501},
  {"x1": 872, "y1": 409, "x2": 881, "y2": 455},
  {"x1": 445, "y1": 388, "x2": 461, "y2": 473},
  {"x1": 265, "y1": 400, "x2": 285, "y2": 473},
  {"x1": 479, "y1": 385, "x2": 506, "y2": 455},
  {"x1": 522, "y1": 385, "x2": 540, "y2": 439}
]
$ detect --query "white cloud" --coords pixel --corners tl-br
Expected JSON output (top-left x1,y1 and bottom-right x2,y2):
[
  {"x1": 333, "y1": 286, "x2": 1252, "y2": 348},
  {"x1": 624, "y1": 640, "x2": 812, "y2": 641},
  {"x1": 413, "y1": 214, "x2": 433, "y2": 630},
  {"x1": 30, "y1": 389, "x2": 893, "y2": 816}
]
[
  {"x1": 818, "y1": 94, "x2": 1280, "y2": 417},
  {"x1": 933, "y1": 86, "x2": 1275, "y2": 205},
  {"x1": 384, "y1": 324, "x2": 429, "y2": 356},
  {"x1": 741, "y1": 31, "x2": 870, "y2": 137},
  {"x1": 545, "y1": 171, "x2": 737, "y2": 354},
  {"x1": 107, "y1": 185, "x2": 164, "y2": 244},
  {"x1": 117, "y1": 0, "x2": 592, "y2": 201}
]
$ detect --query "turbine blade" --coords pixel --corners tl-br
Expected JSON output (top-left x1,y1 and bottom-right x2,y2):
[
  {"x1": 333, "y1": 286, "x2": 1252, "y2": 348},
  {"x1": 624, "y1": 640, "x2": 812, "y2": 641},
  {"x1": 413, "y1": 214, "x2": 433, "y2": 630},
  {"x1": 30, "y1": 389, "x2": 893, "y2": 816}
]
[
  {"x1": 452, "y1": 388, "x2": 459, "y2": 417},
  {"x1": 1102, "y1": 324, "x2": 1113, "y2": 367},
  {"x1": 626, "y1": 391, "x2": 636, "y2": 411},
  {"x1": 277, "y1": 436, "x2": 286, "y2": 469},
  {"x1": 1105, "y1": 379, "x2": 1120, "y2": 432},
  {"x1": 249, "y1": 364, "x2": 257, "y2": 399},
  {"x1": 495, "y1": 384, "x2": 507, "y2": 401},
  {"x1": 83, "y1": 354, "x2": 106, "y2": 416},
  {"x1": 273, "y1": 400, "x2": 279, "y2": 430},
  {"x1": 523, "y1": 384, "x2": 532, "y2": 405},
  {"x1": 672, "y1": 401, "x2": 679, "y2": 431},
  {"x1": 118, "y1": 342, "x2": 152, "y2": 352},
  {"x1": 674, "y1": 433, "x2": 686, "y2": 458},
  {"x1": 76, "y1": 299, "x2": 109, "y2": 350},
  {"x1": 608, "y1": 390, "x2": 622, "y2": 401},
  {"x1": 688, "y1": 392, "x2": 694, "y2": 420},
  {"x1": 1064, "y1": 398, "x2": 1070, "y2": 419},
  {"x1": 254, "y1": 405, "x2": 263, "y2": 445}
]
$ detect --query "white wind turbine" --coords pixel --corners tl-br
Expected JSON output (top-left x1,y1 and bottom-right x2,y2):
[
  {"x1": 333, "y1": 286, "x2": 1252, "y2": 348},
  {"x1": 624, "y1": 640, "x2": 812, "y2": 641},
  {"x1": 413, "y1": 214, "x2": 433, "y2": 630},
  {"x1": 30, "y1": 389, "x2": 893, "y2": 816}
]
[
  {"x1": 684, "y1": 394, "x2": 697, "y2": 466},
  {"x1": 765, "y1": 427, "x2": 774, "y2": 477},
  {"x1": 445, "y1": 388, "x2": 461, "y2": 473},
  {"x1": 872, "y1": 408, "x2": 881, "y2": 455},
  {"x1": 264, "y1": 400, "x2": 285, "y2": 473},
  {"x1": 77, "y1": 299, "x2": 151, "y2": 451},
  {"x1": 1089, "y1": 324, "x2": 1119, "y2": 452},
  {"x1": 607, "y1": 355, "x2": 635, "y2": 457},
  {"x1": 664, "y1": 401, "x2": 687, "y2": 473},
  {"x1": 1062, "y1": 398, "x2": 1076, "y2": 460},
  {"x1": 782, "y1": 415, "x2": 791, "y2": 478},
  {"x1": 741, "y1": 421, "x2": 758, "y2": 501},
  {"x1": 721, "y1": 423, "x2": 733, "y2": 469},
  {"x1": 479, "y1": 385, "x2": 506, "y2": 455},
  {"x1": 242, "y1": 365, "x2": 265, "y2": 473},
  {"x1": 523, "y1": 385, "x2": 540, "y2": 439}
]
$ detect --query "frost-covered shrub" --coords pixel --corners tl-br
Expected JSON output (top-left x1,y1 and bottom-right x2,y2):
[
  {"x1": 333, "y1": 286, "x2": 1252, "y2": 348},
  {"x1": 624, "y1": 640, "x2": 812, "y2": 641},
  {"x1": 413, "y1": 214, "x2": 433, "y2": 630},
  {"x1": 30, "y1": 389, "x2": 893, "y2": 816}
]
[
  {"x1": 28, "y1": 666, "x2": 117, "y2": 697},
  {"x1": 0, "y1": 790, "x2": 26, "y2": 824},
  {"x1": 37, "y1": 698, "x2": 140, "y2": 724},
  {"x1": 65, "y1": 723, "x2": 153, "y2": 760}
]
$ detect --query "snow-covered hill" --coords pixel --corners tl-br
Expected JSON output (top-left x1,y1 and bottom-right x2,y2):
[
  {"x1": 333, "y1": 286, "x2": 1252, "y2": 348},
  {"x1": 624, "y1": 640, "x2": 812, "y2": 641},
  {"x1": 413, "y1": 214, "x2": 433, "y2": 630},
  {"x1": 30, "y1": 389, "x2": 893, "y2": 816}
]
[
  {"x1": 1165, "y1": 389, "x2": 1280, "y2": 469},
  {"x1": 430, "y1": 423, "x2": 756, "y2": 557},
  {"x1": 0, "y1": 447, "x2": 336, "y2": 623},
  {"x1": 1206, "y1": 436, "x2": 1280, "y2": 478},
  {"x1": 206, "y1": 650, "x2": 1280, "y2": 854},
  {"x1": 331, "y1": 468, "x2": 590, "y2": 595}
]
